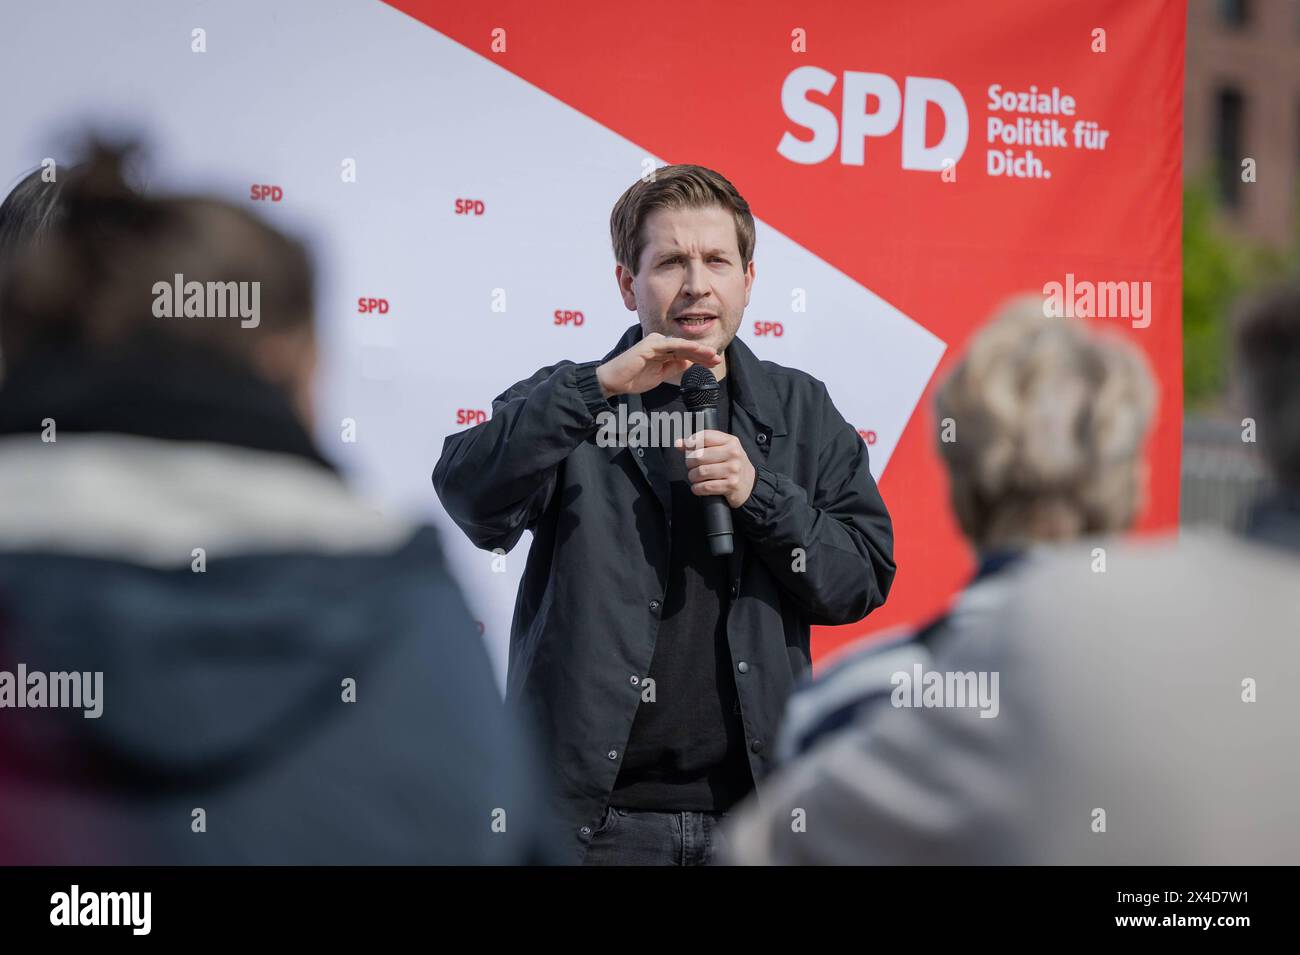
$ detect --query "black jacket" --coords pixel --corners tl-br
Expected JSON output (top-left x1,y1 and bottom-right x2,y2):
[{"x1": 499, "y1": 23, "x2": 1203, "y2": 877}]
[{"x1": 433, "y1": 323, "x2": 895, "y2": 863}]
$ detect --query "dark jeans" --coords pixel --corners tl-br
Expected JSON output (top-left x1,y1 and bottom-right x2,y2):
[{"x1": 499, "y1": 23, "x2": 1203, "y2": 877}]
[{"x1": 581, "y1": 805, "x2": 732, "y2": 866}]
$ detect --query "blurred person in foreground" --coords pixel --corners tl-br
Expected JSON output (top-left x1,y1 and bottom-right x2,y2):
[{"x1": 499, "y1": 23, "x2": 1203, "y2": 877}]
[
  {"x1": 722, "y1": 297, "x2": 1156, "y2": 863},
  {"x1": 723, "y1": 282, "x2": 1300, "y2": 864},
  {"x1": 774, "y1": 295, "x2": 1155, "y2": 765},
  {"x1": 0, "y1": 142, "x2": 561, "y2": 864}
]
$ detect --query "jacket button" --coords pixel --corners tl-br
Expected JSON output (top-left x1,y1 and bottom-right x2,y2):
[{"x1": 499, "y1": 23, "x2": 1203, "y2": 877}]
[
  {"x1": 630, "y1": 675, "x2": 640, "y2": 685},
  {"x1": 737, "y1": 661, "x2": 749, "y2": 674},
  {"x1": 750, "y1": 739, "x2": 764, "y2": 753},
  {"x1": 756, "y1": 433, "x2": 767, "y2": 444},
  {"x1": 580, "y1": 826, "x2": 592, "y2": 836},
  {"x1": 730, "y1": 582, "x2": 739, "y2": 598},
  {"x1": 648, "y1": 599, "x2": 661, "y2": 612},
  {"x1": 608, "y1": 749, "x2": 618, "y2": 760},
  {"x1": 636, "y1": 447, "x2": 645, "y2": 457}
]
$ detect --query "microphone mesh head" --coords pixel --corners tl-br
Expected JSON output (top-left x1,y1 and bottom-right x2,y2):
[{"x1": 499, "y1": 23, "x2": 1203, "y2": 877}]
[{"x1": 681, "y1": 365, "x2": 719, "y2": 410}]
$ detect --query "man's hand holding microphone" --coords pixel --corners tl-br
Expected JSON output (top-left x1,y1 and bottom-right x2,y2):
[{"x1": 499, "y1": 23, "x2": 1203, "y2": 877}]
[{"x1": 595, "y1": 334, "x2": 756, "y2": 555}]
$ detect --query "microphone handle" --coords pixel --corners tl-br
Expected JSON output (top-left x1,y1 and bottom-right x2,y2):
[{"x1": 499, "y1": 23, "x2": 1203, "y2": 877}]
[{"x1": 691, "y1": 405, "x2": 734, "y2": 557}]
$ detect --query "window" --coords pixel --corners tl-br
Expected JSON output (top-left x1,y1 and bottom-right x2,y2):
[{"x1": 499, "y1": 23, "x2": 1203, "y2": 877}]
[
  {"x1": 1217, "y1": 0, "x2": 1251, "y2": 29},
  {"x1": 1215, "y1": 87, "x2": 1245, "y2": 209}
]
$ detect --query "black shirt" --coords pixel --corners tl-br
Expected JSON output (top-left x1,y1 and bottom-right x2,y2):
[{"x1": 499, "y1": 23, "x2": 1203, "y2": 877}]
[{"x1": 609, "y1": 374, "x2": 755, "y2": 811}]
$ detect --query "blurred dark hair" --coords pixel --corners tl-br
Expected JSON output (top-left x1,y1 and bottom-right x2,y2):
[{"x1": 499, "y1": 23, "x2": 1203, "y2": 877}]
[
  {"x1": 0, "y1": 139, "x2": 314, "y2": 370},
  {"x1": 0, "y1": 163, "x2": 70, "y2": 275},
  {"x1": 1236, "y1": 277, "x2": 1300, "y2": 490}
]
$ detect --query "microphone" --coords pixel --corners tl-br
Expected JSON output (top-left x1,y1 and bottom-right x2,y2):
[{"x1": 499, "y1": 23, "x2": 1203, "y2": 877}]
[{"x1": 681, "y1": 365, "x2": 734, "y2": 557}]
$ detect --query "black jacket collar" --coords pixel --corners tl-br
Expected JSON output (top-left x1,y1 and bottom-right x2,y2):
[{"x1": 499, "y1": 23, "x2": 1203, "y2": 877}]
[{"x1": 601, "y1": 323, "x2": 788, "y2": 437}]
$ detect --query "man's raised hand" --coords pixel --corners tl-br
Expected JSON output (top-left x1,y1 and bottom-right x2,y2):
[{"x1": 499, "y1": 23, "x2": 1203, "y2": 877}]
[{"x1": 595, "y1": 333, "x2": 721, "y2": 398}]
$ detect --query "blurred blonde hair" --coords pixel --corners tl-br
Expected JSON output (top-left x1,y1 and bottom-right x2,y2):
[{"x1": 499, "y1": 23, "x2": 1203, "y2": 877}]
[{"x1": 936, "y1": 294, "x2": 1157, "y2": 549}]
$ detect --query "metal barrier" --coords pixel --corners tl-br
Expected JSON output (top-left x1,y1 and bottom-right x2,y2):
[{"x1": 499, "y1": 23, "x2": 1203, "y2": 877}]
[{"x1": 1180, "y1": 414, "x2": 1273, "y2": 530}]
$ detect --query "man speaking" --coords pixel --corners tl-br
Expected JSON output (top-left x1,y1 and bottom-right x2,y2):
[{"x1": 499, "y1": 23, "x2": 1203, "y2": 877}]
[{"x1": 433, "y1": 165, "x2": 895, "y2": 865}]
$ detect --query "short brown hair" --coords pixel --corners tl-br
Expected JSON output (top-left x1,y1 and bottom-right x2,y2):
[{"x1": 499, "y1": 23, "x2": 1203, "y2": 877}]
[{"x1": 609, "y1": 164, "x2": 755, "y2": 276}]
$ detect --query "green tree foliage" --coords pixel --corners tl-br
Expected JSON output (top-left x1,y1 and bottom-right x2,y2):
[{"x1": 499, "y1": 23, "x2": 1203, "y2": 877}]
[{"x1": 1183, "y1": 172, "x2": 1298, "y2": 408}]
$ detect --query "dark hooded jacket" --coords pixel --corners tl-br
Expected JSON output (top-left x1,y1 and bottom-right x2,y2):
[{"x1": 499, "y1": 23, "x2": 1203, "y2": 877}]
[{"x1": 0, "y1": 338, "x2": 563, "y2": 864}]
